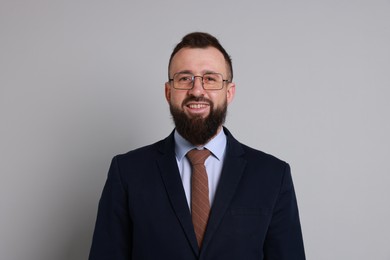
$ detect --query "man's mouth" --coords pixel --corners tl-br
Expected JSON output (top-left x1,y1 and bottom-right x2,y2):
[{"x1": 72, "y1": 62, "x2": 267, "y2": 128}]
[{"x1": 187, "y1": 103, "x2": 209, "y2": 109}]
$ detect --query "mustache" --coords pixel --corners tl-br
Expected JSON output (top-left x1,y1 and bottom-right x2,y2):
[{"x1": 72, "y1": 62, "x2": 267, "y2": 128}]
[{"x1": 181, "y1": 96, "x2": 212, "y2": 106}]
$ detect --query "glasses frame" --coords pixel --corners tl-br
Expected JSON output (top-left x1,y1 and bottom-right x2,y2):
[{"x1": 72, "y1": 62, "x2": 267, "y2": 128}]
[{"x1": 169, "y1": 72, "x2": 231, "y2": 90}]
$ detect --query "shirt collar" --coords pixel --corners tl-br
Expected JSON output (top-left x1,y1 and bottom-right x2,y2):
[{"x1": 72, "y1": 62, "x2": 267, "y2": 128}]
[{"x1": 174, "y1": 128, "x2": 227, "y2": 162}]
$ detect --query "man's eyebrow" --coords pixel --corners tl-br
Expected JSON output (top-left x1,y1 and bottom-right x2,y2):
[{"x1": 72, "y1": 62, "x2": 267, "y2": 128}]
[
  {"x1": 203, "y1": 70, "x2": 219, "y2": 74},
  {"x1": 175, "y1": 70, "x2": 220, "y2": 75},
  {"x1": 175, "y1": 70, "x2": 193, "y2": 74}
]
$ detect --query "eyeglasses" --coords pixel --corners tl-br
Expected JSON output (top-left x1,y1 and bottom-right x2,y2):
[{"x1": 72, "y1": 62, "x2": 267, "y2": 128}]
[{"x1": 169, "y1": 72, "x2": 230, "y2": 90}]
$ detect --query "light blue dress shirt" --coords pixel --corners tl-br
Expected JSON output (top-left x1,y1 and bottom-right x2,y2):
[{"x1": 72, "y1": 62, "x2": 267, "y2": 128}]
[{"x1": 174, "y1": 128, "x2": 227, "y2": 211}]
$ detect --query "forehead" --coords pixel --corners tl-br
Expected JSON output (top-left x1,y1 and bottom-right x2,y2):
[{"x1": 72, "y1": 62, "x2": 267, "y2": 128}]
[{"x1": 170, "y1": 47, "x2": 228, "y2": 75}]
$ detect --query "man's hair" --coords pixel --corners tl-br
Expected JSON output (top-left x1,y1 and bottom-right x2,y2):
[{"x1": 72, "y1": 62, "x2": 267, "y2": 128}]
[{"x1": 168, "y1": 32, "x2": 233, "y2": 81}]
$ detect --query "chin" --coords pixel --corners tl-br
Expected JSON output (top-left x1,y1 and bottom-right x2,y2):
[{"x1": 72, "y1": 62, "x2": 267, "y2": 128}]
[{"x1": 186, "y1": 113, "x2": 209, "y2": 120}]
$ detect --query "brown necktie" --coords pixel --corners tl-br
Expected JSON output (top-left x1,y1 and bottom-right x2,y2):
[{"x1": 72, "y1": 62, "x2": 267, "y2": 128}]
[{"x1": 186, "y1": 149, "x2": 211, "y2": 248}]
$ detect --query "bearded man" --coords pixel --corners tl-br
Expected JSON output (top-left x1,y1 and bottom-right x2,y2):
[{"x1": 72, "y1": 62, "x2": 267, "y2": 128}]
[{"x1": 89, "y1": 32, "x2": 306, "y2": 260}]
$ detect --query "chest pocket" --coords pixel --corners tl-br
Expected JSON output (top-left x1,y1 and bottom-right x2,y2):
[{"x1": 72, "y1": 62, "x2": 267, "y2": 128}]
[{"x1": 217, "y1": 207, "x2": 271, "y2": 237}]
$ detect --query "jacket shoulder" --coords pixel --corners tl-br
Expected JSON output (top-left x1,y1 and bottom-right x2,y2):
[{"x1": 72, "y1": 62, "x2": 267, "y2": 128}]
[
  {"x1": 114, "y1": 137, "x2": 167, "y2": 164},
  {"x1": 241, "y1": 143, "x2": 288, "y2": 166},
  {"x1": 224, "y1": 127, "x2": 288, "y2": 168}
]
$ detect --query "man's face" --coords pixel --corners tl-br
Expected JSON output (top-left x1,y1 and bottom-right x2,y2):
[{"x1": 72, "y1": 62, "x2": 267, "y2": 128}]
[{"x1": 165, "y1": 47, "x2": 235, "y2": 145}]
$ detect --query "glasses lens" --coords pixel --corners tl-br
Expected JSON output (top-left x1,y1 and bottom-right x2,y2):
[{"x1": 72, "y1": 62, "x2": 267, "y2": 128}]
[
  {"x1": 203, "y1": 73, "x2": 223, "y2": 89},
  {"x1": 173, "y1": 73, "x2": 193, "y2": 89}
]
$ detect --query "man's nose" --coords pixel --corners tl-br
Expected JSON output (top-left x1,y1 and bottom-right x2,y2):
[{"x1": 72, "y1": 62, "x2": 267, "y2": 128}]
[{"x1": 189, "y1": 76, "x2": 205, "y2": 96}]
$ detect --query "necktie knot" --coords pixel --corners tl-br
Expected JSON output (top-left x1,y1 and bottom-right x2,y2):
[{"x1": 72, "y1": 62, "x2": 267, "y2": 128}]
[{"x1": 186, "y1": 149, "x2": 211, "y2": 165}]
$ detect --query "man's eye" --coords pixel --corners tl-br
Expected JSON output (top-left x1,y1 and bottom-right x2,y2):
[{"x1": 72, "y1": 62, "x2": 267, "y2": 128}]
[
  {"x1": 205, "y1": 77, "x2": 216, "y2": 82},
  {"x1": 178, "y1": 76, "x2": 192, "y2": 82}
]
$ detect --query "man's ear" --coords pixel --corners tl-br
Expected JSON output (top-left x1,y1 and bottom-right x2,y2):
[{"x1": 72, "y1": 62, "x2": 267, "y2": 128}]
[
  {"x1": 226, "y1": 82, "x2": 236, "y2": 104},
  {"x1": 165, "y1": 82, "x2": 171, "y2": 103}
]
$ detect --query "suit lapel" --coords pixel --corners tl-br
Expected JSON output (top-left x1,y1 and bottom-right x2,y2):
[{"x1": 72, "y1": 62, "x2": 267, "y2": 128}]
[
  {"x1": 200, "y1": 128, "x2": 247, "y2": 254},
  {"x1": 156, "y1": 133, "x2": 199, "y2": 256}
]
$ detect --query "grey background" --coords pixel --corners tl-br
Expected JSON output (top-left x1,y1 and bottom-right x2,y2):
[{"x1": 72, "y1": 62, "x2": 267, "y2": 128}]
[{"x1": 1, "y1": 0, "x2": 389, "y2": 259}]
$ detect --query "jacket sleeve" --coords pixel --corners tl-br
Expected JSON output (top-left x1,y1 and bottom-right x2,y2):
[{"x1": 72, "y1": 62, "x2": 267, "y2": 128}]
[
  {"x1": 89, "y1": 156, "x2": 132, "y2": 260},
  {"x1": 263, "y1": 164, "x2": 306, "y2": 260}
]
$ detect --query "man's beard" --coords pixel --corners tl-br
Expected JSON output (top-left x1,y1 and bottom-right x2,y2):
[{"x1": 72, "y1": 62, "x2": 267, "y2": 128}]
[{"x1": 169, "y1": 97, "x2": 227, "y2": 145}]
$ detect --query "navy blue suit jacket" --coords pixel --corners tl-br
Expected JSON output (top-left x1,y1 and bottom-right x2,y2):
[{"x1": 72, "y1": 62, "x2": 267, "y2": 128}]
[{"x1": 89, "y1": 128, "x2": 305, "y2": 259}]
